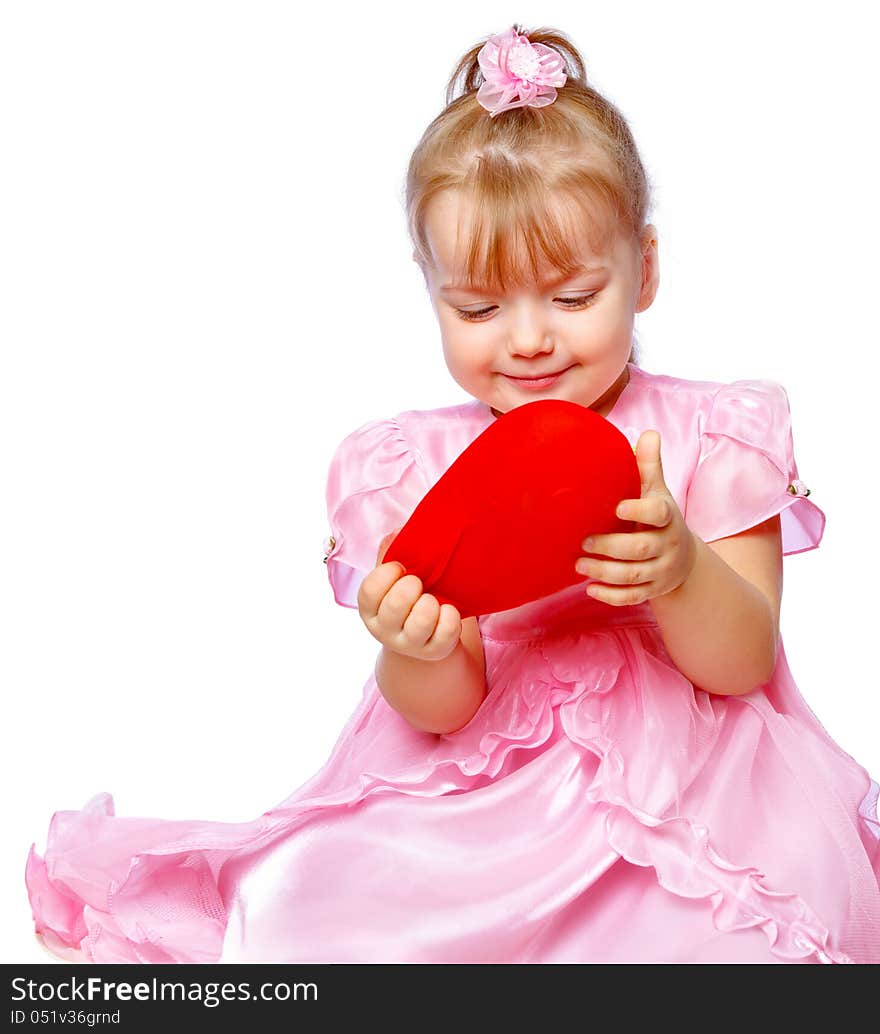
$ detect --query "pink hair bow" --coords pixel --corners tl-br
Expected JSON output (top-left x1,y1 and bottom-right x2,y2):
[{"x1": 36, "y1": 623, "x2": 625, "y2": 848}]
[{"x1": 476, "y1": 25, "x2": 567, "y2": 118}]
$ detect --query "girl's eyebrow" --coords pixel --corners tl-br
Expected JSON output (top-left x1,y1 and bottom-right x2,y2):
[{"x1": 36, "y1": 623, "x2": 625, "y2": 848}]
[{"x1": 440, "y1": 264, "x2": 608, "y2": 293}]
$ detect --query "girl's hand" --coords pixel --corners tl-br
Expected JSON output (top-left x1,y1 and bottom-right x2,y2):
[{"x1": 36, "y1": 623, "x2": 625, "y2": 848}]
[
  {"x1": 356, "y1": 530, "x2": 463, "y2": 661},
  {"x1": 575, "y1": 430, "x2": 697, "y2": 606}
]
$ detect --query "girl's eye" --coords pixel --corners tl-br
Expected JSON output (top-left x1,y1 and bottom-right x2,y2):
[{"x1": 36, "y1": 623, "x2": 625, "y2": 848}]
[{"x1": 454, "y1": 294, "x2": 598, "y2": 322}]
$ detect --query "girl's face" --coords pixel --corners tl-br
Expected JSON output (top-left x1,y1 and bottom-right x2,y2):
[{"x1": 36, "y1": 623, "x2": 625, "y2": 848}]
[{"x1": 419, "y1": 190, "x2": 659, "y2": 418}]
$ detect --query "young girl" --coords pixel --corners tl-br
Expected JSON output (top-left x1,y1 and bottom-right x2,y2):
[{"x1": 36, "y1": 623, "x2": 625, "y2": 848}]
[{"x1": 26, "y1": 23, "x2": 880, "y2": 965}]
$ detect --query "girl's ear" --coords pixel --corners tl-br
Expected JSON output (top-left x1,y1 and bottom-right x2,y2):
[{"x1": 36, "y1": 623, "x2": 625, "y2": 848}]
[{"x1": 636, "y1": 225, "x2": 660, "y2": 313}]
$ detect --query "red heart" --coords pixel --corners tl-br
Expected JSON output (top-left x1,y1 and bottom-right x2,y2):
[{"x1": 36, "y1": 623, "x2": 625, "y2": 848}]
[{"x1": 383, "y1": 398, "x2": 641, "y2": 617}]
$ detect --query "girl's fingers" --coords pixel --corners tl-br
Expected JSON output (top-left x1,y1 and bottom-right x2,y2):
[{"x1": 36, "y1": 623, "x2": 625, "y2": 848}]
[
  {"x1": 402, "y1": 593, "x2": 441, "y2": 644},
  {"x1": 376, "y1": 573, "x2": 423, "y2": 626},
  {"x1": 359, "y1": 568, "x2": 461, "y2": 659},
  {"x1": 619, "y1": 497, "x2": 672, "y2": 529},
  {"x1": 581, "y1": 532, "x2": 661, "y2": 562},
  {"x1": 425, "y1": 603, "x2": 462, "y2": 649},
  {"x1": 585, "y1": 581, "x2": 652, "y2": 607},
  {"x1": 358, "y1": 561, "x2": 407, "y2": 617},
  {"x1": 579, "y1": 556, "x2": 660, "y2": 586}
]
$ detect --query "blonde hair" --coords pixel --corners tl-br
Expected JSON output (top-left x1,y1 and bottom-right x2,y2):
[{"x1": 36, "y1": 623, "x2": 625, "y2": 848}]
[{"x1": 404, "y1": 24, "x2": 655, "y2": 364}]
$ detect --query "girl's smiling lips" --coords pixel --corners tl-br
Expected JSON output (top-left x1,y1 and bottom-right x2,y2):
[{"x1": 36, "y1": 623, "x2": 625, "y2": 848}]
[{"x1": 502, "y1": 365, "x2": 574, "y2": 389}]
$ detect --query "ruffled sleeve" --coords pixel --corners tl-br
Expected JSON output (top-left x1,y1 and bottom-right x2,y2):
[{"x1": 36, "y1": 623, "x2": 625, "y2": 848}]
[
  {"x1": 684, "y1": 380, "x2": 825, "y2": 555},
  {"x1": 323, "y1": 416, "x2": 430, "y2": 608}
]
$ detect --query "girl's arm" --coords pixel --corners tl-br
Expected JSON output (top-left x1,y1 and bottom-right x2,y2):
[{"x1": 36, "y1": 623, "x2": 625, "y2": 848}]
[
  {"x1": 374, "y1": 616, "x2": 487, "y2": 735},
  {"x1": 648, "y1": 515, "x2": 783, "y2": 697}
]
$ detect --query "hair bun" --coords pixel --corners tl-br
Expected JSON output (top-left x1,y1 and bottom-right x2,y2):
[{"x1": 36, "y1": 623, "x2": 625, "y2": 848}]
[{"x1": 446, "y1": 24, "x2": 587, "y2": 107}]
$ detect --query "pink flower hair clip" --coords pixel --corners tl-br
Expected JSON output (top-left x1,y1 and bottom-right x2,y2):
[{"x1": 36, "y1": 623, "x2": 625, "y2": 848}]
[{"x1": 476, "y1": 25, "x2": 567, "y2": 118}]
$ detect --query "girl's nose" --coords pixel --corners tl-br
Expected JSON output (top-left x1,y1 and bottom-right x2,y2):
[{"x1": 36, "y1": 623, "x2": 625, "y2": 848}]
[
  {"x1": 508, "y1": 331, "x2": 555, "y2": 359},
  {"x1": 507, "y1": 309, "x2": 555, "y2": 358}
]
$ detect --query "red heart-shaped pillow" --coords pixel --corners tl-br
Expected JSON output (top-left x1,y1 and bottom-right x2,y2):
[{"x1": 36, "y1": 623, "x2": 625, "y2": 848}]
[{"x1": 383, "y1": 398, "x2": 641, "y2": 618}]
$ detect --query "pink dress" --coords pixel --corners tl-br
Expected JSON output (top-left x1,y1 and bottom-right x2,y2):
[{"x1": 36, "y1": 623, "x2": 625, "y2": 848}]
[{"x1": 26, "y1": 362, "x2": 880, "y2": 964}]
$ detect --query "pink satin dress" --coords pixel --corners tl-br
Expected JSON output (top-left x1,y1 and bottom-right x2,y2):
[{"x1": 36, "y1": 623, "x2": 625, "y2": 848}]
[{"x1": 26, "y1": 363, "x2": 880, "y2": 963}]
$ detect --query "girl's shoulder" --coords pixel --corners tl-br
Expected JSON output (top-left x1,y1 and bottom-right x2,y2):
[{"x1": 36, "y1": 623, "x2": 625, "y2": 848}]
[
  {"x1": 629, "y1": 364, "x2": 792, "y2": 427},
  {"x1": 631, "y1": 364, "x2": 723, "y2": 396},
  {"x1": 630, "y1": 363, "x2": 785, "y2": 400},
  {"x1": 328, "y1": 399, "x2": 493, "y2": 491}
]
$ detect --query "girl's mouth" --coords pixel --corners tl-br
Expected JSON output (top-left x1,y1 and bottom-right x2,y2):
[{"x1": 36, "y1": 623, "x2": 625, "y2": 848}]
[{"x1": 503, "y1": 366, "x2": 572, "y2": 390}]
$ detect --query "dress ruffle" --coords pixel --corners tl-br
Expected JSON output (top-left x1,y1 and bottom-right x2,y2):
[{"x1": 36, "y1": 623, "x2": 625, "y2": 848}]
[{"x1": 26, "y1": 624, "x2": 880, "y2": 963}]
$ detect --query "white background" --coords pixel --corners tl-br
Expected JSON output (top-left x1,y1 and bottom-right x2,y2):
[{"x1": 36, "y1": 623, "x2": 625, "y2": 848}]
[{"x1": 2, "y1": 1, "x2": 877, "y2": 963}]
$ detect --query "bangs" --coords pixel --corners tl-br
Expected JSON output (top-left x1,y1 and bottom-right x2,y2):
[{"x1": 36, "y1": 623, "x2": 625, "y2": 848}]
[{"x1": 448, "y1": 164, "x2": 626, "y2": 294}]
